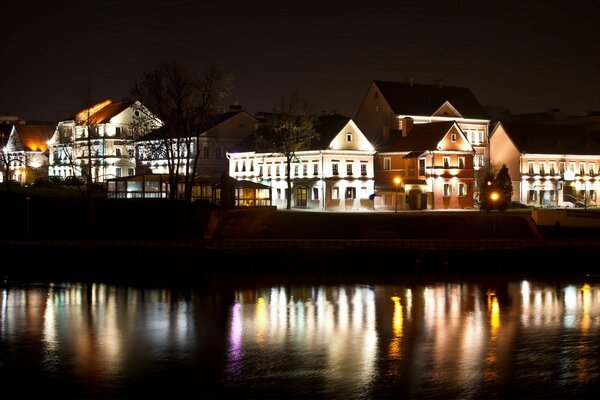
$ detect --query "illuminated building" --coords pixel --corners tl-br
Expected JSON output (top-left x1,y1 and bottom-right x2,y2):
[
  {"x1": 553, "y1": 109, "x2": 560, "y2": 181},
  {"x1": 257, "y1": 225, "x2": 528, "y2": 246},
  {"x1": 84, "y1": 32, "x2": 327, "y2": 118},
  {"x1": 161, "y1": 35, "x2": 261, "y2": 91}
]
[
  {"x1": 354, "y1": 79, "x2": 490, "y2": 208},
  {"x1": 135, "y1": 108, "x2": 258, "y2": 179},
  {"x1": 2, "y1": 123, "x2": 55, "y2": 184},
  {"x1": 374, "y1": 121, "x2": 475, "y2": 210},
  {"x1": 490, "y1": 122, "x2": 600, "y2": 207},
  {"x1": 227, "y1": 114, "x2": 376, "y2": 210},
  {"x1": 47, "y1": 100, "x2": 160, "y2": 183}
]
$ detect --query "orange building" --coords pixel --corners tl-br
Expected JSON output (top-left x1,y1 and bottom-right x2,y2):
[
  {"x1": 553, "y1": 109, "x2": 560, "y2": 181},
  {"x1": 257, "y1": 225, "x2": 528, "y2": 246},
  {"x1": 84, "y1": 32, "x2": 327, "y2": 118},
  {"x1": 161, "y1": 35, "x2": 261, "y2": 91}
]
[{"x1": 374, "y1": 120, "x2": 475, "y2": 210}]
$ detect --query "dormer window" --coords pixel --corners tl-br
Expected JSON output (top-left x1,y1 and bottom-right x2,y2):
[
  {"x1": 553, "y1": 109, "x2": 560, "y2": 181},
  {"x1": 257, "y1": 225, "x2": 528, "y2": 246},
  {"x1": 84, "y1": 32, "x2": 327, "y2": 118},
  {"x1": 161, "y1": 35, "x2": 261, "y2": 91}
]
[
  {"x1": 451, "y1": 133, "x2": 456, "y2": 142},
  {"x1": 346, "y1": 133, "x2": 353, "y2": 142}
]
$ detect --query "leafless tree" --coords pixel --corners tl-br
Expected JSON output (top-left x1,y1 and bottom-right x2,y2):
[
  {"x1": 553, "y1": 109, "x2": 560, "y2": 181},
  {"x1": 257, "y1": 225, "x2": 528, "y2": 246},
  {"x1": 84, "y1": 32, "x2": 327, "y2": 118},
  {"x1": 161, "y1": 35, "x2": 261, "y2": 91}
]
[
  {"x1": 255, "y1": 92, "x2": 318, "y2": 209},
  {"x1": 131, "y1": 60, "x2": 233, "y2": 202}
]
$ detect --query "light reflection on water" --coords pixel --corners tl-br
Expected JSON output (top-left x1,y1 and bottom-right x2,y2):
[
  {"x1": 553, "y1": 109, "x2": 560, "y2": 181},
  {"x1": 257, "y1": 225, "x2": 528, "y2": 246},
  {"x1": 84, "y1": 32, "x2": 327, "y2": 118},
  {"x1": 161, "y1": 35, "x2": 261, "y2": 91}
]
[{"x1": 1, "y1": 280, "x2": 600, "y2": 398}]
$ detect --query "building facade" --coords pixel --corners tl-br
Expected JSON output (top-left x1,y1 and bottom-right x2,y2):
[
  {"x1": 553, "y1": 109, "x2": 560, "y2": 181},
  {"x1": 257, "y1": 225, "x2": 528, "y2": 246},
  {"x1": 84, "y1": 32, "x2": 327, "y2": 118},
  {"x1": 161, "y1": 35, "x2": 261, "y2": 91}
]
[
  {"x1": 135, "y1": 110, "x2": 257, "y2": 179},
  {"x1": 48, "y1": 99, "x2": 156, "y2": 182},
  {"x1": 375, "y1": 121, "x2": 475, "y2": 210},
  {"x1": 490, "y1": 122, "x2": 600, "y2": 207},
  {"x1": 228, "y1": 115, "x2": 376, "y2": 210},
  {"x1": 3, "y1": 123, "x2": 55, "y2": 184}
]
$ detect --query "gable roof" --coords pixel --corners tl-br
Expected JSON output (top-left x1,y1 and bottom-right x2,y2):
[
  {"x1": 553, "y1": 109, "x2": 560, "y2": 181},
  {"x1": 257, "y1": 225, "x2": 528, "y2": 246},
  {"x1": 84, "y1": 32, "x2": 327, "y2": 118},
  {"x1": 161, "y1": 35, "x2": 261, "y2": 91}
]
[
  {"x1": 498, "y1": 122, "x2": 600, "y2": 155},
  {"x1": 378, "y1": 121, "x2": 465, "y2": 153},
  {"x1": 136, "y1": 111, "x2": 252, "y2": 142},
  {"x1": 234, "y1": 113, "x2": 352, "y2": 153},
  {"x1": 11, "y1": 124, "x2": 55, "y2": 152},
  {"x1": 309, "y1": 114, "x2": 352, "y2": 150},
  {"x1": 75, "y1": 100, "x2": 133, "y2": 124},
  {"x1": 373, "y1": 80, "x2": 489, "y2": 120}
]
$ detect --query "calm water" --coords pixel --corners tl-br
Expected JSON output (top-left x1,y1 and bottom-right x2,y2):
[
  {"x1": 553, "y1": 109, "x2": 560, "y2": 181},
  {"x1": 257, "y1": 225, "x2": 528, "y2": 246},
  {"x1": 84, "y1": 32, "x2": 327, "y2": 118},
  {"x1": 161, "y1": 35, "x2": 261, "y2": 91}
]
[{"x1": 2, "y1": 279, "x2": 600, "y2": 399}]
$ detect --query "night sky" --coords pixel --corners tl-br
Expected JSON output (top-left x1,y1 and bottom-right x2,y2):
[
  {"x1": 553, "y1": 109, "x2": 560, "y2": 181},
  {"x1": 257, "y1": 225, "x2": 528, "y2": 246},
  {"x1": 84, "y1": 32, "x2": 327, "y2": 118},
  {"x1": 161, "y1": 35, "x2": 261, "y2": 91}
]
[{"x1": 2, "y1": 0, "x2": 599, "y2": 122}]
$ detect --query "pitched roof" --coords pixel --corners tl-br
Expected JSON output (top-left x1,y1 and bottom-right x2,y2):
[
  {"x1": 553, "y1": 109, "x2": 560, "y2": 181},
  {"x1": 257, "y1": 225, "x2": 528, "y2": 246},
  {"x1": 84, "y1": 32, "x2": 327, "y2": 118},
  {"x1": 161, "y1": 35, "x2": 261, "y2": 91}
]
[
  {"x1": 499, "y1": 122, "x2": 600, "y2": 155},
  {"x1": 13, "y1": 124, "x2": 55, "y2": 152},
  {"x1": 373, "y1": 80, "x2": 489, "y2": 120},
  {"x1": 75, "y1": 100, "x2": 133, "y2": 124},
  {"x1": 234, "y1": 113, "x2": 351, "y2": 153},
  {"x1": 136, "y1": 111, "x2": 248, "y2": 142},
  {"x1": 378, "y1": 121, "x2": 457, "y2": 152},
  {"x1": 309, "y1": 114, "x2": 352, "y2": 150}
]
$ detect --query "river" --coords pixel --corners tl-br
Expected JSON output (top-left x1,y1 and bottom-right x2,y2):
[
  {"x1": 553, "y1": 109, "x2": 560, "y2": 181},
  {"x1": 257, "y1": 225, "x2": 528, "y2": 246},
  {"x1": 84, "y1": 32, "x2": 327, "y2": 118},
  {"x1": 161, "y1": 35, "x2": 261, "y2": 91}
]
[{"x1": 1, "y1": 276, "x2": 599, "y2": 399}]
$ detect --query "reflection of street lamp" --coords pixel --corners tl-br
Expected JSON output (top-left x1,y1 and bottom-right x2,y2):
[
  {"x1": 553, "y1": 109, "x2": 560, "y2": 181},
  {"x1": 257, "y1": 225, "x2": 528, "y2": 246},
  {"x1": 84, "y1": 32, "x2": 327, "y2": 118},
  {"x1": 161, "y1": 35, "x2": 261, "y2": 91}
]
[
  {"x1": 490, "y1": 191, "x2": 499, "y2": 234},
  {"x1": 394, "y1": 176, "x2": 402, "y2": 213}
]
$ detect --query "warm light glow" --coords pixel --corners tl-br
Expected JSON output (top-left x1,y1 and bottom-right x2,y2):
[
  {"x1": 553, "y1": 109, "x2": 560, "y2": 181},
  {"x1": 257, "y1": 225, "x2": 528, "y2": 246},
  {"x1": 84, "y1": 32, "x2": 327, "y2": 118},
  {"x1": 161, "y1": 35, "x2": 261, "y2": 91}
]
[
  {"x1": 490, "y1": 191, "x2": 499, "y2": 201},
  {"x1": 394, "y1": 177, "x2": 401, "y2": 185},
  {"x1": 388, "y1": 294, "x2": 403, "y2": 359},
  {"x1": 75, "y1": 99, "x2": 112, "y2": 123}
]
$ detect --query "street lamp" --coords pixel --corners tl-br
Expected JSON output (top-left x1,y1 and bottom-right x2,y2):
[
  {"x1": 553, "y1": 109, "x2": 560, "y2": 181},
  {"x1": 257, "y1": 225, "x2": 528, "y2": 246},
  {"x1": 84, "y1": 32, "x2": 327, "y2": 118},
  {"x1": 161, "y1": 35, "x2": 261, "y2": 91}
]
[
  {"x1": 490, "y1": 191, "x2": 499, "y2": 234},
  {"x1": 394, "y1": 176, "x2": 402, "y2": 213}
]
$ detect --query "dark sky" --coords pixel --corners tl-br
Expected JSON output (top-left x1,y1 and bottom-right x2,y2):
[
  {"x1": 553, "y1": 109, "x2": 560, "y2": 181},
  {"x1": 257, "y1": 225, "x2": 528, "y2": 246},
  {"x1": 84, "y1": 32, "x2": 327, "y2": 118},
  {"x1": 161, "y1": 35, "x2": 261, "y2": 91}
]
[{"x1": 2, "y1": 0, "x2": 599, "y2": 122}]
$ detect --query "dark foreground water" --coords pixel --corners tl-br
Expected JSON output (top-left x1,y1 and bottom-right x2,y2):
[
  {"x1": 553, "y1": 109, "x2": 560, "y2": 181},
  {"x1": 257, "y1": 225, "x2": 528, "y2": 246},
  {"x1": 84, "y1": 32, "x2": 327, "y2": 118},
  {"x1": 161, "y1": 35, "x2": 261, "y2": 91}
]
[{"x1": 2, "y1": 277, "x2": 600, "y2": 399}]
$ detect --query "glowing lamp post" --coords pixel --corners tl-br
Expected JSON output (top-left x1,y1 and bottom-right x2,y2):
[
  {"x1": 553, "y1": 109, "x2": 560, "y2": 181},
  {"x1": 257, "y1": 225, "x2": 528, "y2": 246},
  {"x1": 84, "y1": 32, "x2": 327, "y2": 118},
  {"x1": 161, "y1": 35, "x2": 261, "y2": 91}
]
[
  {"x1": 394, "y1": 177, "x2": 402, "y2": 213},
  {"x1": 490, "y1": 191, "x2": 499, "y2": 234}
]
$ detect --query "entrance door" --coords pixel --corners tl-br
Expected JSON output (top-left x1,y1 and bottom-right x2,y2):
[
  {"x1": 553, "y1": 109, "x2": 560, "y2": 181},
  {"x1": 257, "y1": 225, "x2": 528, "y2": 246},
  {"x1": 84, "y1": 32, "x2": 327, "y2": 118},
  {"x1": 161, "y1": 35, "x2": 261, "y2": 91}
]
[{"x1": 296, "y1": 187, "x2": 308, "y2": 207}]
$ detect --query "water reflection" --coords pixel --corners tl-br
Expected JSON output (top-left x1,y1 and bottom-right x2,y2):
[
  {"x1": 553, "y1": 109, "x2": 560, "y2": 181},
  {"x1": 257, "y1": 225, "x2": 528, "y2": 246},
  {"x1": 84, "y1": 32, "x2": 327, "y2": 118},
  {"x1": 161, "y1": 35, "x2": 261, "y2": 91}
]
[{"x1": 1, "y1": 280, "x2": 600, "y2": 398}]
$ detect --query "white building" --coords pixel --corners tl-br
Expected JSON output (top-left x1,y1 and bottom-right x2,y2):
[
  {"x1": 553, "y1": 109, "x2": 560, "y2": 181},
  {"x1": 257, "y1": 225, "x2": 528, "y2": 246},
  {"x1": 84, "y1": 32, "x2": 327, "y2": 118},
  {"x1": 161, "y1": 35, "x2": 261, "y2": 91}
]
[
  {"x1": 48, "y1": 99, "x2": 158, "y2": 182},
  {"x1": 135, "y1": 110, "x2": 258, "y2": 178},
  {"x1": 228, "y1": 114, "x2": 376, "y2": 210},
  {"x1": 3, "y1": 123, "x2": 55, "y2": 184},
  {"x1": 490, "y1": 121, "x2": 600, "y2": 207}
]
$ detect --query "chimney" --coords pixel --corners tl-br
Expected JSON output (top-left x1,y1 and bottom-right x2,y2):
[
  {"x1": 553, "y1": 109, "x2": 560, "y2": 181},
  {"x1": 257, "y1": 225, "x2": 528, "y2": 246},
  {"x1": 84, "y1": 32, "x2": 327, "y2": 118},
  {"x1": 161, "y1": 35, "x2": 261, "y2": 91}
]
[
  {"x1": 405, "y1": 76, "x2": 415, "y2": 87},
  {"x1": 401, "y1": 117, "x2": 413, "y2": 137},
  {"x1": 434, "y1": 79, "x2": 443, "y2": 88},
  {"x1": 383, "y1": 126, "x2": 390, "y2": 142}
]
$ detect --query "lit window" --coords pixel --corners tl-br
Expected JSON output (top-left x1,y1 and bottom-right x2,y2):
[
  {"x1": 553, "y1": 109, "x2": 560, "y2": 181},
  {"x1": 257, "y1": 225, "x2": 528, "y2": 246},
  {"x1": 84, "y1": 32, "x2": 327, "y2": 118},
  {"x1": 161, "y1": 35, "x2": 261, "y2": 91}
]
[
  {"x1": 528, "y1": 190, "x2": 537, "y2": 202},
  {"x1": 458, "y1": 183, "x2": 466, "y2": 196},
  {"x1": 549, "y1": 162, "x2": 556, "y2": 175},
  {"x1": 345, "y1": 187, "x2": 356, "y2": 199},
  {"x1": 559, "y1": 162, "x2": 565, "y2": 174},
  {"x1": 458, "y1": 157, "x2": 465, "y2": 169},
  {"x1": 580, "y1": 162, "x2": 586, "y2": 175},
  {"x1": 346, "y1": 163, "x2": 353, "y2": 175},
  {"x1": 539, "y1": 163, "x2": 545, "y2": 175},
  {"x1": 443, "y1": 156, "x2": 450, "y2": 168},
  {"x1": 383, "y1": 157, "x2": 391, "y2": 170},
  {"x1": 361, "y1": 163, "x2": 367, "y2": 175},
  {"x1": 528, "y1": 162, "x2": 535, "y2": 175},
  {"x1": 590, "y1": 163, "x2": 595, "y2": 177},
  {"x1": 443, "y1": 183, "x2": 452, "y2": 197}
]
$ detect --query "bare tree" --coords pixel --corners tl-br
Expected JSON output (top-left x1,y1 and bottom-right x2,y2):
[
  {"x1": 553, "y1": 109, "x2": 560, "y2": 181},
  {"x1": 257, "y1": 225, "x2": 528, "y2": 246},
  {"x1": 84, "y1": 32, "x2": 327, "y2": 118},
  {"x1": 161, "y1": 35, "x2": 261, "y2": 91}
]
[
  {"x1": 131, "y1": 60, "x2": 233, "y2": 202},
  {"x1": 254, "y1": 92, "x2": 318, "y2": 209}
]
